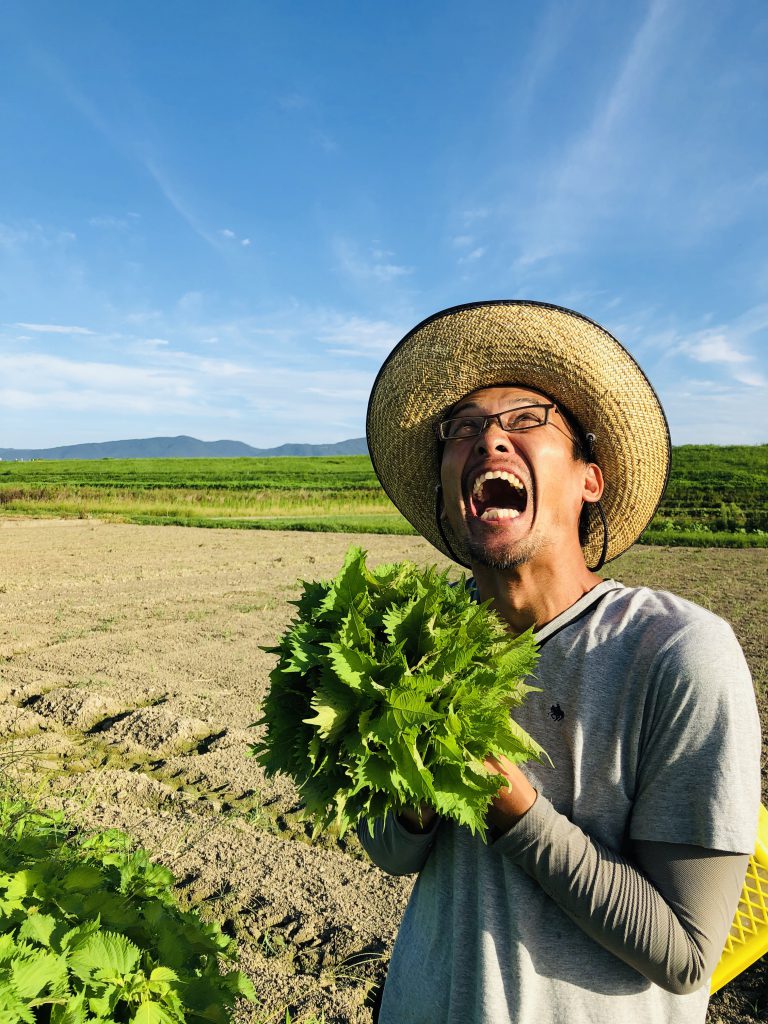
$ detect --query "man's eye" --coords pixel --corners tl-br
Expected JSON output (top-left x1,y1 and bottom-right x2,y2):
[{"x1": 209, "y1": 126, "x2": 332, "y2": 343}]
[
  {"x1": 448, "y1": 418, "x2": 481, "y2": 437},
  {"x1": 503, "y1": 412, "x2": 541, "y2": 429}
]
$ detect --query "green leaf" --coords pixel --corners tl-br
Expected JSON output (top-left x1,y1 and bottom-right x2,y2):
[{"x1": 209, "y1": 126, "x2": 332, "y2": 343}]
[
  {"x1": 17, "y1": 911, "x2": 57, "y2": 947},
  {"x1": 130, "y1": 1002, "x2": 177, "y2": 1024},
  {"x1": 352, "y1": 754, "x2": 400, "y2": 794},
  {"x1": 11, "y1": 950, "x2": 66, "y2": 998},
  {"x1": 325, "y1": 643, "x2": 380, "y2": 693},
  {"x1": 432, "y1": 729, "x2": 463, "y2": 761},
  {"x1": 338, "y1": 605, "x2": 373, "y2": 652},
  {"x1": 394, "y1": 590, "x2": 440, "y2": 661},
  {"x1": 282, "y1": 622, "x2": 325, "y2": 673},
  {"x1": 386, "y1": 730, "x2": 435, "y2": 800},
  {"x1": 0, "y1": 991, "x2": 35, "y2": 1024},
  {"x1": 303, "y1": 699, "x2": 348, "y2": 742},
  {"x1": 62, "y1": 864, "x2": 106, "y2": 892},
  {"x1": 59, "y1": 918, "x2": 102, "y2": 953},
  {"x1": 5, "y1": 869, "x2": 42, "y2": 901},
  {"x1": 318, "y1": 546, "x2": 369, "y2": 618},
  {"x1": 386, "y1": 687, "x2": 442, "y2": 727},
  {"x1": 495, "y1": 715, "x2": 552, "y2": 766},
  {"x1": 221, "y1": 970, "x2": 257, "y2": 1000},
  {"x1": 87, "y1": 992, "x2": 113, "y2": 1018},
  {"x1": 381, "y1": 601, "x2": 409, "y2": 642},
  {"x1": 148, "y1": 966, "x2": 179, "y2": 983},
  {"x1": 0, "y1": 934, "x2": 17, "y2": 964},
  {"x1": 69, "y1": 930, "x2": 141, "y2": 981},
  {"x1": 50, "y1": 991, "x2": 87, "y2": 1024},
  {"x1": 431, "y1": 763, "x2": 498, "y2": 838}
]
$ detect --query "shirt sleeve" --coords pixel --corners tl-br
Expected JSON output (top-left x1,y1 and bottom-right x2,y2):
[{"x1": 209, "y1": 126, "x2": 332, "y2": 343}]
[
  {"x1": 630, "y1": 615, "x2": 760, "y2": 852},
  {"x1": 495, "y1": 795, "x2": 749, "y2": 994},
  {"x1": 357, "y1": 812, "x2": 439, "y2": 876}
]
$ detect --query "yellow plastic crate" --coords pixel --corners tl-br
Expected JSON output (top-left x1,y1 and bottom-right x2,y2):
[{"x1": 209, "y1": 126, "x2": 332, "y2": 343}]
[{"x1": 710, "y1": 803, "x2": 768, "y2": 994}]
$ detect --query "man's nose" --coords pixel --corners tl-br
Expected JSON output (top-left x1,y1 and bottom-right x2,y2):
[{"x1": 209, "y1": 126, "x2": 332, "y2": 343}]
[{"x1": 474, "y1": 421, "x2": 513, "y2": 455}]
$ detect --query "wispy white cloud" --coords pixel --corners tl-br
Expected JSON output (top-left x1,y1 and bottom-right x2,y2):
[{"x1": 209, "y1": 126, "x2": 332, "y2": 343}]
[
  {"x1": 452, "y1": 234, "x2": 487, "y2": 266},
  {"x1": 510, "y1": 0, "x2": 678, "y2": 267},
  {"x1": 679, "y1": 334, "x2": 751, "y2": 364},
  {"x1": 219, "y1": 227, "x2": 252, "y2": 247},
  {"x1": 142, "y1": 157, "x2": 221, "y2": 247},
  {"x1": 0, "y1": 345, "x2": 373, "y2": 444},
  {"x1": 334, "y1": 238, "x2": 413, "y2": 283},
  {"x1": 733, "y1": 369, "x2": 767, "y2": 388},
  {"x1": 0, "y1": 352, "x2": 196, "y2": 411},
  {"x1": 461, "y1": 208, "x2": 490, "y2": 225},
  {"x1": 35, "y1": 51, "x2": 120, "y2": 150},
  {"x1": 506, "y1": 1, "x2": 579, "y2": 122},
  {"x1": 669, "y1": 304, "x2": 768, "y2": 386},
  {"x1": 88, "y1": 214, "x2": 138, "y2": 230},
  {"x1": 0, "y1": 297, "x2": 390, "y2": 445},
  {"x1": 0, "y1": 222, "x2": 78, "y2": 250},
  {"x1": 132, "y1": 337, "x2": 171, "y2": 351},
  {"x1": 317, "y1": 314, "x2": 402, "y2": 357},
  {"x1": 459, "y1": 247, "x2": 486, "y2": 265},
  {"x1": 12, "y1": 322, "x2": 94, "y2": 335},
  {"x1": 619, "y1": 301, "x2": 766, "y2": 371},
  {"x1": 316, "y1": 130, "x2": 338, "y2": 153},
  {"x1": 35, "y1": 55, "x2": 226, "y2": 253},
  {"x1": 660, "y1": 375, "x2": 768, "y2": 444},
  {"x1": 622, "y1": 301, "x2": 768, "y2": 441}
]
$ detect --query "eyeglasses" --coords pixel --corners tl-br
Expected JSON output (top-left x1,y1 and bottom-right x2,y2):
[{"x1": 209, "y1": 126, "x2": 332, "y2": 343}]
[{"x1": 437, "y1": 402, "x2": 567, "y2": 441}]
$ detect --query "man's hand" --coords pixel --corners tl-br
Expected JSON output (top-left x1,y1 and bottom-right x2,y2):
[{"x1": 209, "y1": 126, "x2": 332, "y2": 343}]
[
  {"x1": 484, "y1": 753, "x2": 538, "y2": 834},
  {"x1": 398, "y1": 804, "x2": 438, "y2": 834}
]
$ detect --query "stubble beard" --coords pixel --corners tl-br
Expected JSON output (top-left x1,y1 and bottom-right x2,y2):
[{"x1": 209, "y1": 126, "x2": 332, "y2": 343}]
[{"x1": 466, "y1": 534, "x2": 540, "y2": 571}]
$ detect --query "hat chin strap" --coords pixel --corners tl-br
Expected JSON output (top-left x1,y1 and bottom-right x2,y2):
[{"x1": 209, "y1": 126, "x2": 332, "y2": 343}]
[
  {"x1": 434, "y1": 485, "x2": 469, "y2": 567},
  {"x1": 436, "y1": 485, "x2": 610, "y2": 574},
  {"x1": 587, "y1": 500, "x2": 609, "y2": 573},
  {"x1": 583, "y1": 434, "x2": 608, "y2": 572}
]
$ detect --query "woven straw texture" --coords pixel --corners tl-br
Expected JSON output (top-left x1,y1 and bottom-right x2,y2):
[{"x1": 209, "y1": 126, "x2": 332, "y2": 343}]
[{"x1": 366, "y1": 301, "x2": 670, "y2": 567}]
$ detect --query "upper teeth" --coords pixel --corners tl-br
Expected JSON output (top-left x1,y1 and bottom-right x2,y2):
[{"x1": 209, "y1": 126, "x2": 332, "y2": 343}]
[{"x1": 472, "y1": 470, "x2": 525, "y2": 496}]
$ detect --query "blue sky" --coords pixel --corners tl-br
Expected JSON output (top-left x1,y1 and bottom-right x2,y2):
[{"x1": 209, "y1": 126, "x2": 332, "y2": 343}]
[{"x1": 1, "y1": 0, "x2": 766, "y2": 449}]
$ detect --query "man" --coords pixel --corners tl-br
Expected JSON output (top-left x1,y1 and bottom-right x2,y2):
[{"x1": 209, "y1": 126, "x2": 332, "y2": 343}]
[{"x1": 359, "y1": 301, "x2": 760, "y2": 1024}]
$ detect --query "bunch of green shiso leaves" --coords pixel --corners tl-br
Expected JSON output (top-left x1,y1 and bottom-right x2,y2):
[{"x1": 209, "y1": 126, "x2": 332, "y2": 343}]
[{"x1": 250, "y1": 547, "x2": 546, "y2": 841}]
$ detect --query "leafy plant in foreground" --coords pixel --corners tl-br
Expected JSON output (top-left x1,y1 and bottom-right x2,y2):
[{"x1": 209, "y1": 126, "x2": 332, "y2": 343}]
[
  {"x1": 250, "y1": 547, "x2": 546, "y2": 841},
  {"x1": 0, "y1": 798, "x2": 256, "y2": 1023}
]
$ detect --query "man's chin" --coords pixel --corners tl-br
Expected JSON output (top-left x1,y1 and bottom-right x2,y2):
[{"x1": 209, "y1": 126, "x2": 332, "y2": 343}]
[
  {"x1": 467, "y1": 536, "x2": 538, "y2": 571},
  {"x1": 465, "y1": 519, "x2": 539, "y2": 571}
]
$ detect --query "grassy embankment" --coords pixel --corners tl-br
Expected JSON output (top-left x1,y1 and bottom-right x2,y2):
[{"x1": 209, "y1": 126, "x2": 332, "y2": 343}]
[{"x1": 1, "y1": 444, "x2": 766, "y2": 547}]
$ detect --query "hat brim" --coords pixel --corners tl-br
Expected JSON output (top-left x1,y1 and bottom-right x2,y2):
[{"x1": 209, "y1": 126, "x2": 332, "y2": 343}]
[{"x1": 366, "y1": 300, "x2": 670, "y2": 567}]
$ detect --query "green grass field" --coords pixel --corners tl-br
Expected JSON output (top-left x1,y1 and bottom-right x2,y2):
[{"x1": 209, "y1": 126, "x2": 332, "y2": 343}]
[{"x1": 1, "y1": 445, "x2": 766, "y2": 546}]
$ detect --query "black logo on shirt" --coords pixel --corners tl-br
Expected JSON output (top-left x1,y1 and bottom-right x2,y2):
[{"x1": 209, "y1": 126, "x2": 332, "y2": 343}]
[{"x1": 549, "y1": 703, "x2": 565, "y2": 722}]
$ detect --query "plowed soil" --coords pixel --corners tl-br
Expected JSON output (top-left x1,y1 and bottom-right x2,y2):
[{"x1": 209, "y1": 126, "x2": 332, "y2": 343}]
[{"x1": 0, "y1": 519, "x2": 765, "y2": 1023}]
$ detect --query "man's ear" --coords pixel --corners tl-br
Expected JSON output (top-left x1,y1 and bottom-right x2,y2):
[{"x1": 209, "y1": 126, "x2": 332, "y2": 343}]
[{"x1": 582, "y1": 462, "x2": 604, "y2": 505}]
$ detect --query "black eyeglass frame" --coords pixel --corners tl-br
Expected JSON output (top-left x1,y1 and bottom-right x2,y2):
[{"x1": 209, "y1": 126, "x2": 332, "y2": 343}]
[{"x1": 435, "y1": 402, "x2": 574, "y2": 443}]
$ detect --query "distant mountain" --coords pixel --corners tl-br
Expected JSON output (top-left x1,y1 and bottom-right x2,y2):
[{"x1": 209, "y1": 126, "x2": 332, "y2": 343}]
[{"x1": 0, "y1": 435, "x2": 369, "y2": 460}]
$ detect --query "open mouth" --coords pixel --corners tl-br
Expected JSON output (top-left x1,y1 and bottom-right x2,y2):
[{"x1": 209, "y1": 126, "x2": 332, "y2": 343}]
[{"x1": 468, "y1": 470, "x2": 529, "y2": 522}]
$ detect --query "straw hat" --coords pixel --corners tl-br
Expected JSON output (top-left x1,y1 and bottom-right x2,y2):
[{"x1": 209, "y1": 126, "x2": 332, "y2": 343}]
[{"x1": 366, "y1": 300, "x2": 670, "y2": 568}]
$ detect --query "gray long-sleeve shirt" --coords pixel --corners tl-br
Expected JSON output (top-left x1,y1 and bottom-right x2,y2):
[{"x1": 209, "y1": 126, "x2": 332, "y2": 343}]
[{"x1": 358, "y1": 581, "x2": 761, "y2": 1024}]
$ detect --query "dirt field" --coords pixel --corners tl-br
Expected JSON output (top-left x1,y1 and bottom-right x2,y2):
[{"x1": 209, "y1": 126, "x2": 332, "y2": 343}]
[{"x1": 0, "y1": 519, "x2": 765, "y2": 1023}]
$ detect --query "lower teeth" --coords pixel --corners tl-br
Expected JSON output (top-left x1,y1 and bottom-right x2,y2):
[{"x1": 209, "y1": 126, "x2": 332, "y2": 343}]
[{"x1": 480, "y1": 508, "x2": 520, "y2": 521}]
